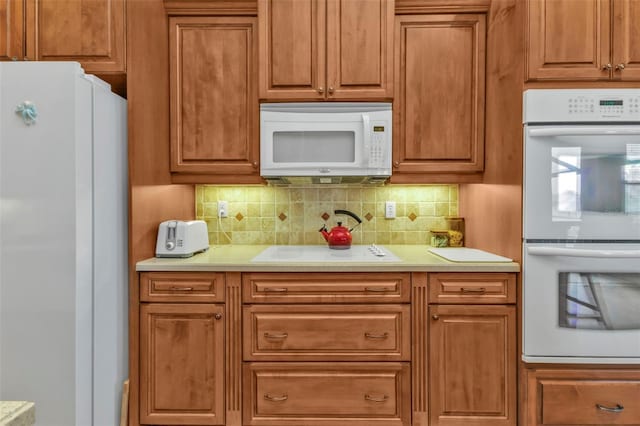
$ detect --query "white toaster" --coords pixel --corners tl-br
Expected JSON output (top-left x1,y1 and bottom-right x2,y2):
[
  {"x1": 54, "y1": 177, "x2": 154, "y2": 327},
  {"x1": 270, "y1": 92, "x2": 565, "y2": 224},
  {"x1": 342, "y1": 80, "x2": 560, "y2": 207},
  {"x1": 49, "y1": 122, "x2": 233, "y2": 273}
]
[{"x1": 155, "y1": 220, "x2": 209, "y2": 258}]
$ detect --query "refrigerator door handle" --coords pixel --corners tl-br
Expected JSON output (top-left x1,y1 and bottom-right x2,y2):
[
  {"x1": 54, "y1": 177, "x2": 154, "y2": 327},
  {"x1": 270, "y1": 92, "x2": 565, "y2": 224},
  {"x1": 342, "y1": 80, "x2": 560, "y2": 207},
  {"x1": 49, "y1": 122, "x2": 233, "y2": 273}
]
[{"x1": 527, "y1": 246, "x2": 640, "y2": 258}]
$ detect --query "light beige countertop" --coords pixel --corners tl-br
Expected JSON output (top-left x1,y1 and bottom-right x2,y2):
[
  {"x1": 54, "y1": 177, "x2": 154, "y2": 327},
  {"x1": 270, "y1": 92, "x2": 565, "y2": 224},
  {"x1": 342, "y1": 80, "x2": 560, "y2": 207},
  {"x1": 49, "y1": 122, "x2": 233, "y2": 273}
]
[
  {"x1": 136, "y1": 245, "x2": 520, "y2": 273},
  {"x1": 0, "y1": 402, "x2": 35, "y2": 426}
]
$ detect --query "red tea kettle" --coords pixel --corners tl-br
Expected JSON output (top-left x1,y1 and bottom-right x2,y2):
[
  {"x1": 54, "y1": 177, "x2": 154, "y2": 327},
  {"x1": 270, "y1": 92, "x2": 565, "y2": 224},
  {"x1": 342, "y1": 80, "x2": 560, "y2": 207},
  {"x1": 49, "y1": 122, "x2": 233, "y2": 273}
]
[{"x1": 319, "y1": 209, "x2": 362, "y2": 249}]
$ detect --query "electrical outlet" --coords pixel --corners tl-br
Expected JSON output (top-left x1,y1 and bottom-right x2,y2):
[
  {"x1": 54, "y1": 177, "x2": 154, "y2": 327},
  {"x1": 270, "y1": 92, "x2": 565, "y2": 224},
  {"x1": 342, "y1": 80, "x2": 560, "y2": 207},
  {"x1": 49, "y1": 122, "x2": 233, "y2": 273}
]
[
  {"x1": 217, "y1": 201, "x2": 228, "y2": 218},
  {"x1": 385, "y1": 201, "x2": 396, "y2": 219}
]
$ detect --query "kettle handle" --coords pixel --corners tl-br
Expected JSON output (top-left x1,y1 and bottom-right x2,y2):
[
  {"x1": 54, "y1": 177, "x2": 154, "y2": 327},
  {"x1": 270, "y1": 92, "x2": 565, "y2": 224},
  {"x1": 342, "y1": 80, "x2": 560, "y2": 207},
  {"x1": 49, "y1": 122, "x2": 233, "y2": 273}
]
[{"x1": 334, "y1": 209, "x2": 362, "y2": 224}]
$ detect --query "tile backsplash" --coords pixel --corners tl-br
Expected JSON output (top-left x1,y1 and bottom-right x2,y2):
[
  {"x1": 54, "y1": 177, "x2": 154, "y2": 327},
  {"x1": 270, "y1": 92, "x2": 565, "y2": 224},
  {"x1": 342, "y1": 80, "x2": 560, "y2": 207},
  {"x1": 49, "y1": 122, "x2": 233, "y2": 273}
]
[{"x1": 196, "y1": 184, "x2": 458, "y2": 245}]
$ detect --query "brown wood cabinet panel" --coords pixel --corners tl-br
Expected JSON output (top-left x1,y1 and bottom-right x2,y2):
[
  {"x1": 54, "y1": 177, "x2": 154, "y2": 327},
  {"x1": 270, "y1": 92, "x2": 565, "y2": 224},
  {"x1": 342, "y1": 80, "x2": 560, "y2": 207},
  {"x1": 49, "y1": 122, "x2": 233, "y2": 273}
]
[
  {"x1": 525, "y1": 368, "x2": 640, "y2": 426},
  {"x1": 613, "y1": 0, "x2": 640, "y2": 80},
  {"x1": 26, "y1": 0, "x2": 125, "y2": 73},
  {"x1": 326, "y1": 0, "x2": 394, "y2": 99},
  {"x1": 428, "y1": 272, "x2": 516, "y2": 304},
  {"x1": 393, "y1": 13, "x2": 485, "y2": 177},
  {"x1": 526, "y1": 0, "x2": 611, "y2": 81},
  {"x1": 429, "y1": 304, "x2": 516, "y2": 426},
  {"x1": 258, "y1": 0, "x2": 393, "y2": 100},
  {"x1": 243, "y1": 362, "x2": 411, "y2": 426},
  {"x1": 243, "y1": 304, "x2": 410, "y2": 361},
  {"x1": 140, "y1": 303, "x2": 224, "y2": 425},
  {"x1": 0, "y1": 0, "x2": 24, "y2": 61},
  {"x1": 169, "y1": 16, "x2": 259, "y2": 176},
  {"x1": 258, "y1": 0, "x2": 325, "y2": 100},
  {"x1": 139, "y1": 272, "x2": 225, "y2": 303},
  {"x1": 242, "y1": 272, "x2": 410, "y2": 303}
]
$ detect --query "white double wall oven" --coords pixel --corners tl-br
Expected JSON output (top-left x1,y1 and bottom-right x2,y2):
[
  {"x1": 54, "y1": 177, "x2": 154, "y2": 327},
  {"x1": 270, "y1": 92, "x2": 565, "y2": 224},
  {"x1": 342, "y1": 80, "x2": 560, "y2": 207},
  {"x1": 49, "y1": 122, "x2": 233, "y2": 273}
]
[{"x1": 523, "y1": 89, "x2": 640, "y2": 364}]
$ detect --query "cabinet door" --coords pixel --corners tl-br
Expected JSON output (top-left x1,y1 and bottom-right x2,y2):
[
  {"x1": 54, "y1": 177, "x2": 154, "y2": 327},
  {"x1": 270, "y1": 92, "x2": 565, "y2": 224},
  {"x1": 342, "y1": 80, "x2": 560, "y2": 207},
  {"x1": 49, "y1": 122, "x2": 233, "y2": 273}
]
[
  {"x1": 429, "y1": 305, "x2": 516, "y2": 426},
  {"x1": 612, "y1": 0, "x2": 640, "y2": 81},
  {"x1": 169, "y1": 16, "x2": 259, "y2": 176},
  {"x1": 140, "y1": 304, "x2": 225, "y2": 425},
  {"x1": 394, "y1": 14, "x2": 485, "y2": 177},
  {"x1": 527, "y1": 0, "x2": 611, "y2": 80},
  {"x1": 25, "y1": 0, "x2": 125, "y2": 73},
  {"x1": 325, "y1": 0, "x2": 393, "y2": 99},
  {"x1": 258, "y1": 0, "x2": 326, "y2": 100},
  {"x1": 0, "y1": 0, "x2": 24, "y2": 61}
]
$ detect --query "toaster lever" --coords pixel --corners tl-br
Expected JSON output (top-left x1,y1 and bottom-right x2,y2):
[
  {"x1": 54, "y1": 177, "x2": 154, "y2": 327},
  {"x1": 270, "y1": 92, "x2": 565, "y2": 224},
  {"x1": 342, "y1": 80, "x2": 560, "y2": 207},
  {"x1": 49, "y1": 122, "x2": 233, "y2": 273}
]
[{"x1": 165, "y1": 221, "x2": 177, "y2": 250}]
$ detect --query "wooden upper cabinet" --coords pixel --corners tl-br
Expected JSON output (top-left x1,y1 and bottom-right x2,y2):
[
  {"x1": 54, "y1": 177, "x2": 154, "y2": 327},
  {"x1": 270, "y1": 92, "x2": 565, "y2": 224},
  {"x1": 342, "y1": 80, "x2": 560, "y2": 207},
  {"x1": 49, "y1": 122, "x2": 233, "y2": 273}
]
[
  {"x1": 140, "y1": 303, "x2": 225, "y2": 425},
  {"x1": 26, "y1": 0, "x2": 125, "y2": 73},
  {"x1": 393, "y1": 14, "x2": 486, "y2": 178},
  {"x1": 258, "y1": 0, "x2": 393, "y2": 100},
  {"x1": 169, "y1": 16, "x2": 259, "y2": 177},
  {"x1": 0, "y1": 0, "x2": 25, "y2": 61},
  {"x1": 612, "y1": 0, "x2": 640, "y2": 80},
  {"x1": 527, "y1": 0, "x2": 640, "y2": 81}
]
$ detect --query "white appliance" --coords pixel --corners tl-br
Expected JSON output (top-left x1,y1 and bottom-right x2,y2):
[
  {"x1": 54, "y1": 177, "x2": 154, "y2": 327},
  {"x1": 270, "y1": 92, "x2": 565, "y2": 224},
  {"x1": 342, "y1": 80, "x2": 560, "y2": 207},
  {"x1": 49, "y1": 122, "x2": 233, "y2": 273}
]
[
  {"x1": 523, "y1": 89, "x2": 640, "y2": 364},
  {"x1": 260, "y1": 103, "x2": 392, "y2": 184},
  {"x1": 0, "y1": 62, "x2": 128, "y2": 425},
  {"x1": 155, "y1": 220, "x2": 209, "y2": 258}
]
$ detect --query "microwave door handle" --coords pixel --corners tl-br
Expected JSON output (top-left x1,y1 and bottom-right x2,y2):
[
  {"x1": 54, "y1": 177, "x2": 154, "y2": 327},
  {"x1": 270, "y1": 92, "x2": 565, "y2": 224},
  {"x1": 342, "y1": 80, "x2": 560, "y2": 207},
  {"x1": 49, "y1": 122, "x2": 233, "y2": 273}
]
[
  {"x1": 362, "y1": 113, "x2": 371, "y2": 166},
  {"x1": 528, "y1": 126, "x2": 640, "y2": 137},
  {"x1": 527, "y1": 246, "x2": 640, "y2": 258}
]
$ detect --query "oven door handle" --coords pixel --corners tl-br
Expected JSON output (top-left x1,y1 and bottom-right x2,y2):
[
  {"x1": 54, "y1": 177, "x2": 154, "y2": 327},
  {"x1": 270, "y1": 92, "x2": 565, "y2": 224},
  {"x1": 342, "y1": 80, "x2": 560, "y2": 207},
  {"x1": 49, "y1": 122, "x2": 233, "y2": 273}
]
[
  {"x1": 527, "y1": 246, "x2": 640, "y2": 258},
  {"x1": 528, "y1": 126, "x2": 640, "y2": 137}
]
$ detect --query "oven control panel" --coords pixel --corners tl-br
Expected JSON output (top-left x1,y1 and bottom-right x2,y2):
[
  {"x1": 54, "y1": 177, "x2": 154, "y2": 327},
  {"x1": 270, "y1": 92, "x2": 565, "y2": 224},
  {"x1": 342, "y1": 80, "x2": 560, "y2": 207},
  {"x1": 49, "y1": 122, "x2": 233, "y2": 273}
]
[{"x1": 524, "y1": 89, "x2": 640, "y2": 123}]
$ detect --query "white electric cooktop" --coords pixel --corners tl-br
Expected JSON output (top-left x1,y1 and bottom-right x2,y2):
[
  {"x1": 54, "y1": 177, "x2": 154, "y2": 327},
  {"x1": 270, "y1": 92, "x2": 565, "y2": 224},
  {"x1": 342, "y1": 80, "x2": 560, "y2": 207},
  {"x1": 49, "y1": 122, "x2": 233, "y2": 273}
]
[{"x1": 251, "y1": 244, "x2": 401, "y2": 263}]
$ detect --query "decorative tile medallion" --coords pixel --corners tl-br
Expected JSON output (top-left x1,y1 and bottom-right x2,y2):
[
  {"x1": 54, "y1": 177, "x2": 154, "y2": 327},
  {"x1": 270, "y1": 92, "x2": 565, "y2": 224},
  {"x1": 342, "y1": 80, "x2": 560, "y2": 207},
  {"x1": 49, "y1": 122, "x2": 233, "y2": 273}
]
[
  {"x1": 365, "y1": 212, "x2": 373, "y2": 221},
  {"x1": 278, "y1": 212, "x2": 287, "y2": 221},
  {"x1": 408, "y1": 212, "x2": 417, "y2": 222},
  {"x1": 235, "y1": 212, "x2": 244, "y2": 221},
  {"x1": 321, "y1": 212, "x2": 330, "y2": 221}
]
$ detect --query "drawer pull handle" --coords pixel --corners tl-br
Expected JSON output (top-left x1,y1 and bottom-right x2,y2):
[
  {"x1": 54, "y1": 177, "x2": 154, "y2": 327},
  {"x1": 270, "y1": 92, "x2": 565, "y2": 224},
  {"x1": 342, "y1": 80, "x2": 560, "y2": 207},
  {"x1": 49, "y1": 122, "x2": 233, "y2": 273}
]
[
  {"x1": 264, "y1": 393, "x2": 288, "y2": 402},
  {"x1": 365, "y1": 332, "x2": 389, "y2": 339},
  {"x1": 460, "y1": 287, "x2": 486, "y2": 294},
  {"x1": 263, "y1": 287, "x2": 288, "y2": 292},
  {"x1": 364, "y1": 287, "x2": 392, "y2": 292},
  {"x1": 170, "y1": 287, "x2": 193, "y2": 291},
  {"x1": 264, "y1": 332, "x2": 288, "y2": 340},
  {"x1": 596, "y1": 403, "x2": 624, "y2": 413},
  {"x1": 365, "y1": 394, "x2": 389, "y2": 403}
]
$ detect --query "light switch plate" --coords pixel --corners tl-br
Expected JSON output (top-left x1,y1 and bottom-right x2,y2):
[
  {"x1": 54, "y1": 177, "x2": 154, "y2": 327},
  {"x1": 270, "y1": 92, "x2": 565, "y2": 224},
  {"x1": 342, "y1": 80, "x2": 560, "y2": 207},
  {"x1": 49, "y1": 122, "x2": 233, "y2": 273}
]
[{"x1": 385, "y1": 201, "x2": 396, "y2": 219}]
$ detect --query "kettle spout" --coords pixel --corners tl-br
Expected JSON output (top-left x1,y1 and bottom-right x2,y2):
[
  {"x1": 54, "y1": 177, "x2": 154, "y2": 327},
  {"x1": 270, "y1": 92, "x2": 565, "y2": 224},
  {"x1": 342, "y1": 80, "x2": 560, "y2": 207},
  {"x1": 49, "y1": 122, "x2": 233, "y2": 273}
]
[{"x1": 319, "y1": 225, "x2": 330, "y2": 242}]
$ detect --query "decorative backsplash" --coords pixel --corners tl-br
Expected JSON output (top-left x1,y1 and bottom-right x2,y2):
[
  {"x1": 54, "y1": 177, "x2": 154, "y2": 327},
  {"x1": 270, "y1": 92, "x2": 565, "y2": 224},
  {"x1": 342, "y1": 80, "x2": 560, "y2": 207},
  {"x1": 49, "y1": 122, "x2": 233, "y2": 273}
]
[{"x1": 196, "y1": 184, "x2": 458, "y2": 245}]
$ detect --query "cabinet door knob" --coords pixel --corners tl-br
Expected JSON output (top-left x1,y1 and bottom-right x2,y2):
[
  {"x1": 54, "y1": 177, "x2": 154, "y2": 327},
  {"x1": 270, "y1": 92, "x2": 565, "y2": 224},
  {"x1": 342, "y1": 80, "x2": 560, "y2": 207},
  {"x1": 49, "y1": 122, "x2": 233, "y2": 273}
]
[
  {"x1": 252, "y1": 161, "x2": 258, "y2": 168},
  {"x1": 317, "y1": 87, "x2": 324, "y2": 94},
  {"x1": 328, "y1": 86, "x2": 335, "y2": 94},
  {"x1": 616, "y1": 63, "x2": 626, "y2": 71},
  {"x1": 214, "y1": 313, "x2": 222, "y2": 320},
  {"x1": 602, "y1": 63, "x2": 612, "y2": 70},
  {"x1": 432, "y1": 314, "x2": 440, "y2": 320}
]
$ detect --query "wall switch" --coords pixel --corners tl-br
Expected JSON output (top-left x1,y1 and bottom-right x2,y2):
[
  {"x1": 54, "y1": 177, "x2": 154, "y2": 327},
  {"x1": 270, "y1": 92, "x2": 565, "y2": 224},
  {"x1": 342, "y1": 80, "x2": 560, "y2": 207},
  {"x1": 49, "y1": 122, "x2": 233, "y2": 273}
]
[
  {"x1": 385, "y1": 201, "x2": 396, "y2": 219},
  {"x1": 217, "y1": 201, "x2": 228, "y2": 218}
]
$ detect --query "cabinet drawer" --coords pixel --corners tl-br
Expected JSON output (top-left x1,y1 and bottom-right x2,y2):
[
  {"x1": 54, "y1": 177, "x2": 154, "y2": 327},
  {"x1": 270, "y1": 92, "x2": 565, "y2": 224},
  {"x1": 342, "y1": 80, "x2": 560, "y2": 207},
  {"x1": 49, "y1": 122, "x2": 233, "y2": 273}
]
[
  {"x1": 243, "y1": 305, "x2": 410, "y2": 361},
  {"x1": 140, "y1": 272, "x2": 225, "y2": 302},
  {"x1": 428, "y1": 272, "x2": 516, "y2": 304},
  {"x1": 243, "y1": 362, "x2": 410, "y2": 426},
  {"x1": 541, "y1": 379, "x2": 640, "y2": 424},
  {"x1": 526, "y1": 369, "x2": 640, "y2": 426},
  {"x1": 242, "y1": 272, "x2": 410, "y2": 303}
]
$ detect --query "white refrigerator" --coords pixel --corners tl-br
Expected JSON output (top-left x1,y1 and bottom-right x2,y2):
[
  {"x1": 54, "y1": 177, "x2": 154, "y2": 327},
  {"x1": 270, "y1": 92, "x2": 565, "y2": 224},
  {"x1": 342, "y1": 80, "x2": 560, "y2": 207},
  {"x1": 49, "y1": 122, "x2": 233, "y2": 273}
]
[{"x1": 0, "y1": 62, "x2": 128, "y2": 426}]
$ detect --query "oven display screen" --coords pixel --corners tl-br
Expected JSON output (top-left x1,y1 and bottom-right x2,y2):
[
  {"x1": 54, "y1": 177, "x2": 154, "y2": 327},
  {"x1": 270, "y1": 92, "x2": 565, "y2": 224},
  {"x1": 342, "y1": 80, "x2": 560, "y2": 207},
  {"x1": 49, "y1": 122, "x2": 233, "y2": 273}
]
[{"x1": 600, "y1": 100, "x2": 623, "y2": 106}]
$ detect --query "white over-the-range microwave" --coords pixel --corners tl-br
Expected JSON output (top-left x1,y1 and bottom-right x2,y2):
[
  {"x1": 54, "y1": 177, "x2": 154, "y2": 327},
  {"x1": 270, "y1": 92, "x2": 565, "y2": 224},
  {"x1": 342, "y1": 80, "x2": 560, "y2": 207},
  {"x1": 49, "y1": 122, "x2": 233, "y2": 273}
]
[{"x1": 260, "y1": 103, "x2": 392, "y2": 184}]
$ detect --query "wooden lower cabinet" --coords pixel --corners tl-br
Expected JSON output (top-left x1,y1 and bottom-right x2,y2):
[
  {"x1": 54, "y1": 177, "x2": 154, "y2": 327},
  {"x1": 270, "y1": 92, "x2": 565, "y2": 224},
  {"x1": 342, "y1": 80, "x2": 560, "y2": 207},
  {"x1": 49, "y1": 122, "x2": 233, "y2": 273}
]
[
  {"x1": 243, "y1": 362, "x2": 411, "y2": 426},
  {"x1": 139, "y1": 303, "x2": 225, "y2": 425},
  {"x1": 524, "y1": 368, "x2": 640, "y2": 426}
]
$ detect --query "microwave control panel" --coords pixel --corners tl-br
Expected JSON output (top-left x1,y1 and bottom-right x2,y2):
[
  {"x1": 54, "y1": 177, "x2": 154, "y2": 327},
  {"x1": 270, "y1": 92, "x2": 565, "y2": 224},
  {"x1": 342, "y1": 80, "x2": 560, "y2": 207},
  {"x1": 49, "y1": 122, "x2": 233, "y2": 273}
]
[{"x1": 369, "y1": 121, "x2": 389, "y2": 167}]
